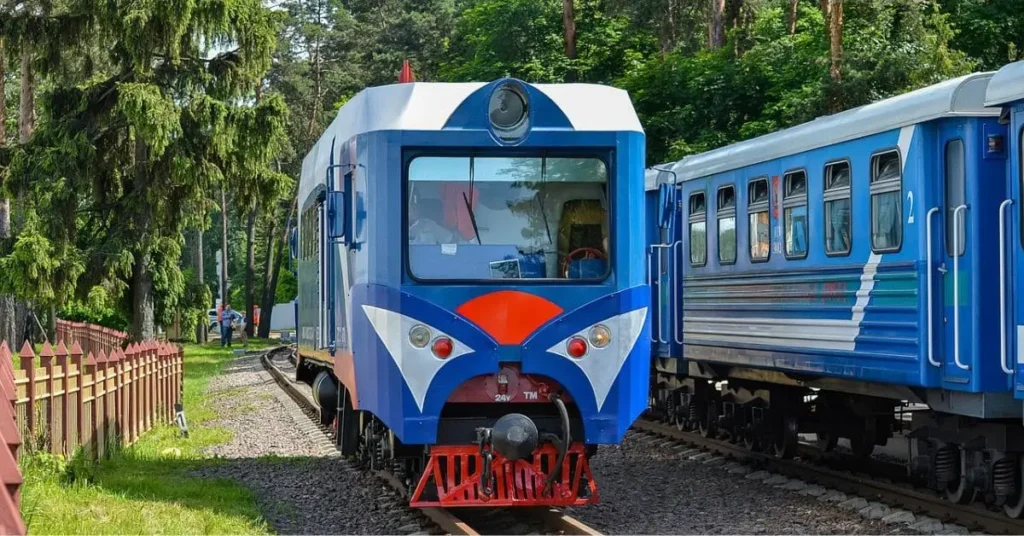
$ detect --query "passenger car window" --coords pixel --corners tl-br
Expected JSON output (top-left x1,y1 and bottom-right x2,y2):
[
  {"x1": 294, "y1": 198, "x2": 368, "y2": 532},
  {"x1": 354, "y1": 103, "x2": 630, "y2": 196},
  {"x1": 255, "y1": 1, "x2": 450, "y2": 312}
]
[
  {"x1": 945, "y1": 140, "x2": 965, "y2": 256},
  {"x1": 689, "y1": 192, "x2": 707, "y2": 266},
  {"x1": 824, "y1": 161, "x2": 851, "y2": 255},
  {"x1": 870, "y1": 150, "x2": 902, "y2": 252},
  {"x1": 717, "y1": 186, "x2": 736, "y2": 264},
  {"x1": 748, "y1": 178, "x2": 770, "y2": 261},
  {"x1": 783, "y1": 170, "x2": 808, "y2": 259}
]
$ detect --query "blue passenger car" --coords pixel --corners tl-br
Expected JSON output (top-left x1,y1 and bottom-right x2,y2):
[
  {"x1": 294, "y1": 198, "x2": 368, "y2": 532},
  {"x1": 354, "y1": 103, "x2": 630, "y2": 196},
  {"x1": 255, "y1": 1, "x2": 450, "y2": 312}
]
[
  {"x1": 648, "y1": 71, "x2": 1024, "y2": 516},
  {"x1": 294, "y1": 78, "x2": 649, "y2": 507}
]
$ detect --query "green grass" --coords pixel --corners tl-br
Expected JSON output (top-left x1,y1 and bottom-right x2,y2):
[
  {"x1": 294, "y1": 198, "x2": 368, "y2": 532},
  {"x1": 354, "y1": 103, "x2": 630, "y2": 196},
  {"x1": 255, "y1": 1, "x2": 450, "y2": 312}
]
[{"x1": 20, "y1": 339, "x2": 279, "y2": 534}]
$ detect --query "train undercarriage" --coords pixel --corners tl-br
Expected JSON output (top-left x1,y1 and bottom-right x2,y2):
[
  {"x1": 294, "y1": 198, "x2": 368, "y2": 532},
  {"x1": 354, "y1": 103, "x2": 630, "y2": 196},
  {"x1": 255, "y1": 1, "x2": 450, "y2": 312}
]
[
  {"x1": 651, "y1": 358, "x2": 1024, "y2": 518},
  {"x1": 296, "y1": 355, "x2": 598, "y2": 507}
]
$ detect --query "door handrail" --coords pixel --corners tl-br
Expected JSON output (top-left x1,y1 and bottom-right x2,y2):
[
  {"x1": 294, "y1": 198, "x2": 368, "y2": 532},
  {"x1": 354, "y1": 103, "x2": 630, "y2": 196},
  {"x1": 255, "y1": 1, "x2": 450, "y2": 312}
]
[
  {"x1": 672, "y1": 240, "x2": 683, "y2": 345},
  {"x1": 953, "y1": 204, "x2": 969, "y2": 371},
  {"x1": 925, "y1": 207, "x2": 941, "y2": 367},
  {"x1": 1000, "y1": 199, "x2": 1014, "y2": 375},
  {"x1": 648, "y1": 243, "x2": 672, "y2": 344}
]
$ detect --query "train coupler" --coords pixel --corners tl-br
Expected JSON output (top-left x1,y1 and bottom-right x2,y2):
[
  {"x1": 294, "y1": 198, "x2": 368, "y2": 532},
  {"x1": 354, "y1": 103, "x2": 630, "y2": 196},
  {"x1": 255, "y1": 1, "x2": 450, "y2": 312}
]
[{"x1": 409, "y1": 442, "x2": 597, "y2": 507}]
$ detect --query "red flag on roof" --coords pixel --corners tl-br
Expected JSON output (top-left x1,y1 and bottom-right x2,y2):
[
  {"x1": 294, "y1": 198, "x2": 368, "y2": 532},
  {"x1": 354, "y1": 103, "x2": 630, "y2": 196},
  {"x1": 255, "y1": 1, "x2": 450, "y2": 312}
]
[{"x1": 398, "y1": 60, "x2": 414, "y2": 83}]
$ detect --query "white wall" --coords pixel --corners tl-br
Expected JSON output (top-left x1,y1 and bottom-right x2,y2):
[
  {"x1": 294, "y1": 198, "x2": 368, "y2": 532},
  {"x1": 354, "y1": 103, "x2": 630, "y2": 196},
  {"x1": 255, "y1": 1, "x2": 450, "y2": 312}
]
[{"x1": 270, "y1": 301, "x2": 296, "y2": 330}]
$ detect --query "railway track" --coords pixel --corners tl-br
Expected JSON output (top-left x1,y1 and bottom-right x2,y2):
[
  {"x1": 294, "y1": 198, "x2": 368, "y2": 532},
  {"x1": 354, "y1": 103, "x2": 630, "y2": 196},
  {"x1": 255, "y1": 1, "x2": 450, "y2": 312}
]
[
  {"x1": 260, "y1": 345, "x2": 600, "y2": 536},
  {"x1": 633, "y1": 417, "x2": 1024, "y2": 534}
]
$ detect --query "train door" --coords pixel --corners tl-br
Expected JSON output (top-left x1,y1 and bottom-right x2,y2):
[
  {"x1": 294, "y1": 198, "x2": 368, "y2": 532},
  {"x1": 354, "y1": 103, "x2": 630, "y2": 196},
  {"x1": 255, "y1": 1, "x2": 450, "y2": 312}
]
[
  {"x1": 939, "y1": 131, "x2": 973, "y2": 384},
  {"x1": 648, "y1": 180, "x2": 676, "y2": 354}
]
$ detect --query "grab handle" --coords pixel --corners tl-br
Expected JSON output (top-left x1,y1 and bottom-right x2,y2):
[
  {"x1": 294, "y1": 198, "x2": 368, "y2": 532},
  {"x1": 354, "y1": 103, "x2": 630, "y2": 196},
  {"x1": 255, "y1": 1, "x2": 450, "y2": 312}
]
[
  {"x1": 672, "y1": 241, "x2": 683, "y2": 345},
  {"x1": 953, "y1": 204, "x2": 969, "y2": 371},
  {"x1": 925, "y1": 207, "x2": 941, "y2": 367},
  {"x1": 648, "y1": 244, "x2": 670, "y2": 344},
  {"x1": 1000, "y1": 199, "x2": 1014, "y2": 375}
]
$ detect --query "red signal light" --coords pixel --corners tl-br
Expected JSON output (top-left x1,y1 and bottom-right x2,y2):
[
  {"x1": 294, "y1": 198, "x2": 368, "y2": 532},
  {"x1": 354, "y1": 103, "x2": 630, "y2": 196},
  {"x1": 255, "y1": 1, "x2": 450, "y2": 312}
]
[
  {"x1": 567, "y1": 337, "x2": 588, "y2": 358},
  {"x1": 432, "y1": 337, "x2": 453, "y2": 359}
]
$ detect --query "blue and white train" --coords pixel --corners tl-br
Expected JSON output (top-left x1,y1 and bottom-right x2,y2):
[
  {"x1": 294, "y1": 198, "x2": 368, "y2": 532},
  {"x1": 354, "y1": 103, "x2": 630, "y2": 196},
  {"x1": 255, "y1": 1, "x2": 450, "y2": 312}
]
[
  {"x1": 647, "y1": 62, "x2": 1024, "y2": 516},
  {"x1": 292, "y1": 75, "x2": 650, "y2": 507}
]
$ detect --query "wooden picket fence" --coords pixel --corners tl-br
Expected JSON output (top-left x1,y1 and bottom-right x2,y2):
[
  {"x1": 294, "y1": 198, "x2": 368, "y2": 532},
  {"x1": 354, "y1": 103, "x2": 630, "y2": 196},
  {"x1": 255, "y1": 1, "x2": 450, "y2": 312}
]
[
  {"x1": 0, "y1": 322, "x2": 183, "y2": 535},
  {"x1": 55, "y1": 319, "x2": 128, "y2": 357}
]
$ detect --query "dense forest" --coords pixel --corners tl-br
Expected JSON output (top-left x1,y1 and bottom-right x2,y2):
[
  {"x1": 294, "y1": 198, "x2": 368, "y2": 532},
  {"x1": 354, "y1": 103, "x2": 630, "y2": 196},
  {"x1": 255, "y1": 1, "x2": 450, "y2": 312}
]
[{"x1": 0, "y1": 0, "x2": 1020, "y2": 344}]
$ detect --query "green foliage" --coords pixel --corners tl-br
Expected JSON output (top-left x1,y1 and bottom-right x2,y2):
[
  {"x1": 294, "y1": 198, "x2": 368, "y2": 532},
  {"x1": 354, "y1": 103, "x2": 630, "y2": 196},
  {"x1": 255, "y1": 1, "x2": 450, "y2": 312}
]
[{"x1": 59, "y1": 300, "x2": 130, "y2": 332}]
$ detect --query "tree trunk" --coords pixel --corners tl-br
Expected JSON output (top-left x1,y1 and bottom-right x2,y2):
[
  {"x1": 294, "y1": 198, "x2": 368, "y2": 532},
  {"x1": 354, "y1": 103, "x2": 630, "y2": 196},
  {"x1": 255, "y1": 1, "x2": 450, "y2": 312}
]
[
  {"x1": 132, "y1": 252, "x2": 155, "y2": 341},
  {"x1": 0, "y1": 39, "x2": 15, "y2": 347},
  {"x1": 660, "y1": 0, "x2": 677, "y2": 54},
  {"x1": 259, "y1": 198, "x2": 296, "y2": 338},
  {"x1": 220, "y1": 185, "x2": 230, "y2": 308},
  {"x1": 709, "y1": 0, "x2": 726, "y2": 49},
  {"x1": 820, "y1": 0, "x2": 831, "y2": 25},
  {"x1": 244, "y1": 203, "x2": 257, "y2": 337},
  {"x1": 195, "y1": 228, "x2": 207, "y2": 343},
  {"x1": 10, "y1": 48, "x2": 35, "y2": 345},
  {"x1": 788, "y1": 0, "x2": 798, "y2": 35},
  {"x1": 131, "y1": 138, "x2": 155, "y2": 341},
  {"x1": 562, "y1": 0, "x2": 577, "y2": 74},
  {"x1": 307, "y1": 0, "x2": 324, "y2": 138},
  {"x1": 828, "y1": 0, "x2": 844, "y2": 113}
]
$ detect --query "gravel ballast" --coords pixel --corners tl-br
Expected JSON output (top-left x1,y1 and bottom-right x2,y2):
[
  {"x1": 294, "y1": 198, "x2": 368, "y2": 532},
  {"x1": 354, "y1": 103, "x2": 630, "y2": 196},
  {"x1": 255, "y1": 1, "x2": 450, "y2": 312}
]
[
  {"x1": 193, "y1": 352, "x2": 418, "y2": 535},
  {"x1": 566, "y1": 432, "x2": 912, "y2": 535}
]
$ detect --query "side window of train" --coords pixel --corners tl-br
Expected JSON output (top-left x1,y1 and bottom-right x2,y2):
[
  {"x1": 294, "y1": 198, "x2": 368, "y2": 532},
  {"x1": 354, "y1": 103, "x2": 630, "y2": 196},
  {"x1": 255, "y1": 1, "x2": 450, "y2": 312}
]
[
  {"x1": 717, "y1": 186, "x2": 736, "y2": 264},
  {"x1": 783, "y1": 170, "x2": 808, "y2": 259},
  {"x1": 945, "y1": 139, "x2": 966, "y2": 256},
  {"x1": 748, "y1": 177, "x2": 770, "y2": 262},
  {"x1": 824, "y1": 161, "x2": 852, "y2": 256},
  {"x1": 689, "y1": 192, "x2": 707, "y2": 266},
  {"x1": 870, "y1": 150, "x2": 902, "y2": 252}
]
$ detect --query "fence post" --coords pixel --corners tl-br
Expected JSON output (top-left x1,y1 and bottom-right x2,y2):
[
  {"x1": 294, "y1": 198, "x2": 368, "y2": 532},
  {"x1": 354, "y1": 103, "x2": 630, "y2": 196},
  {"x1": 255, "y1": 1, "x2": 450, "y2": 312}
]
[
  {"x1": 97, "y1": 350, "x2": 110, "y2": 459},
  {"x1": 38, "y1": 343, "x2": 55, "y2": 454},
  {"x1": 111, "y1": 348, "x2": 123, "y2": 448},
  {"x1": 85, "y1": 352, "x2": 98, "y2": 459},
  {"x1": 17, "y1": 343, "x2": 35, "y2": 448},
  {"x1": 145, "y1": 342, "x2": 155, "y2": 433},
  {"x1": 54, "y1": 343, "x2": 69, "y2": 457},
  {"x1": 70, "y1": 342, "x2": 83, "y2": 455},
  {"x1": 129, "y1": 344, "x2": 139, "y2": 444}
]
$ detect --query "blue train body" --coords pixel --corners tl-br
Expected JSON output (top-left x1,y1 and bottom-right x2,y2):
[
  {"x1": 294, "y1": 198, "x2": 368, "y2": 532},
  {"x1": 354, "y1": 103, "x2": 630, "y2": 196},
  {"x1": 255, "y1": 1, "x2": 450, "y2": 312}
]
[
  {"x1": 294, "y1": 78, "x2": 649, "y2": 507},
  {"x1": 647, "y1": 68, "x2": 1024, "y2": 516}
]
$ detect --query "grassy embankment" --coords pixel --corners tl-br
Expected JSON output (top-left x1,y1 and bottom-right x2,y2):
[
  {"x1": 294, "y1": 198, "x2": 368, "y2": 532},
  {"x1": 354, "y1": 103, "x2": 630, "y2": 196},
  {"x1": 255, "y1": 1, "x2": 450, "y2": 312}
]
[{"x1": 19, "y1": 340, "x2": 277, "y2": 534}]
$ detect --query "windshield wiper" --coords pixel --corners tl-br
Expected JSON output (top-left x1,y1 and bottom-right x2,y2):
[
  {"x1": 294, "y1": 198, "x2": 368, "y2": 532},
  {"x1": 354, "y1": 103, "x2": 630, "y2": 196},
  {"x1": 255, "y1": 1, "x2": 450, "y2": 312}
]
[
  {"x1": 462, "y1": 191, "x2": 481, "y2": 244},
  {"x1": 537, "y1": 158, "x2": 553, "y2": 245},
  {"x1": 464, "y1": 157, "x2": 482, "y2": 244}
]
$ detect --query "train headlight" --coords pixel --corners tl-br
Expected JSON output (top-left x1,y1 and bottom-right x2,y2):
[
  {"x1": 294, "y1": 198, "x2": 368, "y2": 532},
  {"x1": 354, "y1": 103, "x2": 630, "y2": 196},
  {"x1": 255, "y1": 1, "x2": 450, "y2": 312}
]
[
  {"x1": 567, "y1": 337, "x2": 588, "y2": 358},
  {"x1": 489, "y1": 83, "x2": 529, "y2": 141},
  {"x1": 409, "y1": 325, "x2": 431, "y2": 348},
  {"x1": 588, "y1": 325, "x2": 612, "y2": 348},
  {"x1": 432, "y1": 337, "x2": 454, "y2": 359}
]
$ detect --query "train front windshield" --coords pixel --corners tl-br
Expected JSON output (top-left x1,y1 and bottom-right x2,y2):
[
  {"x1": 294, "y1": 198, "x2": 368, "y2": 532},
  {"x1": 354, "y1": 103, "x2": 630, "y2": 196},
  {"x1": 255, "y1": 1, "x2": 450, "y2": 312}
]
[{"x1": 407, "y1": 155, "x2": 610, "y2": 281}]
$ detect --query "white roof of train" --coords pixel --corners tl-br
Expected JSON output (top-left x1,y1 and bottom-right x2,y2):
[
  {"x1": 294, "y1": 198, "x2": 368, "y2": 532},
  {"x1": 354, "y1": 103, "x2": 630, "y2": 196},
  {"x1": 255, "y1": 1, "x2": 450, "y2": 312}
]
[
  {"x1": 985, "y1": 60, "x2": 1024, "y2": 106},
  {"x1": 652, "y1": 72, "x2": 997, "y2": 185},
  {"x1": 300, "y1": 82, "x2": 643, "y2": 205}
]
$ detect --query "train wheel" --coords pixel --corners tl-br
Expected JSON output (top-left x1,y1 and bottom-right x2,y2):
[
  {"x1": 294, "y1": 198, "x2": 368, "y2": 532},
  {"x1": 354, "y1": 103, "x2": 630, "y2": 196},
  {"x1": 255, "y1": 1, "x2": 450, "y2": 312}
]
[
  {"x1": 849, "y1": 432, "x2": 875, "y2": 458},
  {"x1": 816, "y1": 431, "x2": 838, "y2": 453},
  {"x1": 945, "y1": 475, "x2": 977, "y2": 505},
  {"x1": 673, "y1": 409, "x2": 687, "y2": 431},
  {"x1": 698, "y1": 403, "x2": 718, "y2": 438},
  {"x1": 742, "y1": 428, "x2": 759, "y2": 451},
  {"x1": 772, "y1": 417, "x2": 798, "y2": 459},
  {"x1": 1004, "y1": 458, "x2": 1024, "y2": 518}
]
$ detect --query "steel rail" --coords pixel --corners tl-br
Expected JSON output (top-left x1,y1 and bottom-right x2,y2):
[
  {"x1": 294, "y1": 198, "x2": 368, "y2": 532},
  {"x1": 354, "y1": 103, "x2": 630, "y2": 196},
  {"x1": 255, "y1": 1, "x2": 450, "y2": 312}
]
[{"x1": 633, "y1": 418, "x2": 1024, "y2": 534}]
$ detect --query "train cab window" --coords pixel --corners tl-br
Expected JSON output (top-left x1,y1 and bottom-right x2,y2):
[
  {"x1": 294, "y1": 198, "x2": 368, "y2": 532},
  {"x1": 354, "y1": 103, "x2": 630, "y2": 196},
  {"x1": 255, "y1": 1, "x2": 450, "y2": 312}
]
[
  {"x1": 783, "y1": 170, "x2": 808, "y2": 259},
  {"x1": 406, "y1": 155, "x2": 609, "y2": 280},
  {"x1": 748, "y1": 178, "x2": 770, "y2": 262},
  {"x1": 945, "y1": 139, "x2": 966, "y2": 256},
  {"x1": 870, "y1": 150, "x2": 902, "y2": 252},
  {"x1": 824, "y1": 161, "x2": 851, "y2": 255},
  {"x1": 689, "y1": 192, "x2": 707, "y2": 266},
  {"x1": 717, "y1": 186, "x2": 736, "y2": 264}
]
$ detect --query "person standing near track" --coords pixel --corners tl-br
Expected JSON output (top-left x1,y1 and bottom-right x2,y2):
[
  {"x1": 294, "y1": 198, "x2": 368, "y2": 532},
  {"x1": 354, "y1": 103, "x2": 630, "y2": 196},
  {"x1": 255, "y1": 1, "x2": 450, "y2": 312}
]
[{"x1": 220, "y1": 303, "x2": 242, "y2": 348}]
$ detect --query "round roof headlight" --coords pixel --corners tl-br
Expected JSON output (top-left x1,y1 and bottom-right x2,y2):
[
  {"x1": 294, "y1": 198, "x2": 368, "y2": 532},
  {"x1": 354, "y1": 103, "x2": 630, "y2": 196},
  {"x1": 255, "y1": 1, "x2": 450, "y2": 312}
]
[{"x1": 489, "y1": 84, "x2": 529, "y2": 140}]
